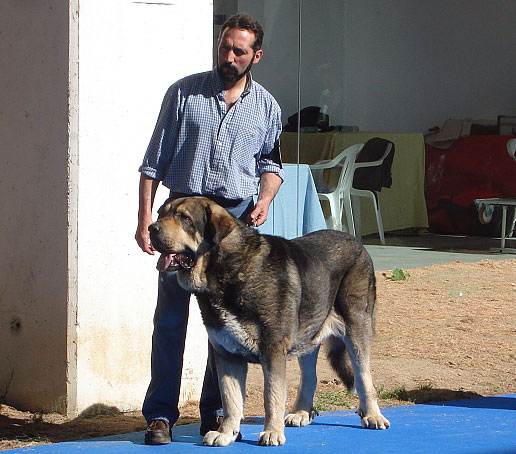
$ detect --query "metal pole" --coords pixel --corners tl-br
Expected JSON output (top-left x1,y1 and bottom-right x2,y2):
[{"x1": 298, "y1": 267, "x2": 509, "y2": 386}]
[{"x1": 296, "y1": 0, "x2": 302, "y2": 237}]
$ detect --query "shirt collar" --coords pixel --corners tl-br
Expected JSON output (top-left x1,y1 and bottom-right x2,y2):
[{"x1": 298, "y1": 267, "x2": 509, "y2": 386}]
[{"x1": 242, "y1": 73, "x2": 253, "y2": 97}]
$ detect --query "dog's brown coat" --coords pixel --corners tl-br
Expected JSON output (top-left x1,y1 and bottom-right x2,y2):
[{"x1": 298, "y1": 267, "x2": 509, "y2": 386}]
[{"x1": 149, "y1": 196, "x2": 390, "y2": 446}]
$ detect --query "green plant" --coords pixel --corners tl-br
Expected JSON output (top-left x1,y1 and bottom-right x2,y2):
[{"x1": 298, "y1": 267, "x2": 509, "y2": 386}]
[
  {"x1": 378, "y1": 384, "x2": 436, "y2": 403},
  {"x1": 314, "y1": 391, "x2": 353, "y2": 411},
  {"x1": 378, "y1": 385, "x2": 409, "y2": 401},
  {"x1": 391, "y1": 269, "x2": 410, "y2": 281}
]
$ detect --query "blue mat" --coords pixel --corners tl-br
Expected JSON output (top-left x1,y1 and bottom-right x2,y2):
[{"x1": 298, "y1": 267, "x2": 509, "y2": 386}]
[{"x1": 8, "y1": 395, "x2": 516, "y2": 453}]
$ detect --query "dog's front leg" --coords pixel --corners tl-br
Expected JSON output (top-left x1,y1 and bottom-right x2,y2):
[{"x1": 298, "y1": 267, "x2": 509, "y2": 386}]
[
  {"x1": 259, "y1": 348, "x2": 287, "y2": 446},
  {"x1": 203, "y1": 353, "x2": 247, "y2": 447}
]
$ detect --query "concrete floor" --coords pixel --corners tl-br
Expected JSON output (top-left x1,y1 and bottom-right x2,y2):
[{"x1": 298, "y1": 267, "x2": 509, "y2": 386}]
[{"x1": 362, "y1": 232, "x2": 516, "y2": 271}]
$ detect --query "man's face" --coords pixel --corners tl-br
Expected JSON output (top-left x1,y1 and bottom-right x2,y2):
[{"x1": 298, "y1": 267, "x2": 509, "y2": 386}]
[{"x1": 217, "y1": 27, "x2": 262, "y2": 83}]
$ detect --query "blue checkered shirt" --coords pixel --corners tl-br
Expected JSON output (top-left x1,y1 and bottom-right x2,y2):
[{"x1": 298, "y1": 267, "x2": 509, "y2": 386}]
[{"x1": 139, "y1": 69, "x2": 284, "y2": 200}]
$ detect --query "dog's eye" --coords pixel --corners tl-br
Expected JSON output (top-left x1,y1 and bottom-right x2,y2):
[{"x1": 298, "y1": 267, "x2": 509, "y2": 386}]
[{"x1": 179, "y1": 213, "x2": 193, "y2": 225}]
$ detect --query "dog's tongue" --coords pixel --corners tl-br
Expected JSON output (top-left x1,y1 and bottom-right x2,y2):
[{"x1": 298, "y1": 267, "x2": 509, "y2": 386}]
[{"x1": 156, "y1": 253, "x2": 175, "y2": 272}]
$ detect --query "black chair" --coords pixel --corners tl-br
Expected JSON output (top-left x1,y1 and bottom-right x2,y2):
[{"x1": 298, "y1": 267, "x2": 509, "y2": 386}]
[{"x1": 348, "y1": 138, "x2": 395, "y2": 244}]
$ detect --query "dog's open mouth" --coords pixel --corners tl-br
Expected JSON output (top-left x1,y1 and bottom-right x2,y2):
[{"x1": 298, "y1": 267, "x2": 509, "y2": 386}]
[{"x1": 156, "y1": 252, "x2": 194, "y2": 272}]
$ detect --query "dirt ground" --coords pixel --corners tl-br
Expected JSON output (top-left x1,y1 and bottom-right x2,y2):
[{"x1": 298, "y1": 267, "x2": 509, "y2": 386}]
[{"x1": 1, "y1": 259, "x2": 515, "y2": 450}]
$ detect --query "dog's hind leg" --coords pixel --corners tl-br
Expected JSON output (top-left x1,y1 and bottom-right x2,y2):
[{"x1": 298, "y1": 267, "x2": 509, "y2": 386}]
[
  {"x1": 285, "y1": 347, "x2": 319, "y2": 427},
  {"x1": 259, "y1": 347, "x2": 288, "y2": 446},
  {"x1": 203, "y1": 353, "x2": 247, "y2": 447},
  {"x1": 328, "y1": 332, "x2": 389, "y2": 429},
  {"x1": 329, "y1": 258, "x2": 390, "y2": 430},
  {"x1": 340, "y1": 321, "x2": 390, "y2": 430}
]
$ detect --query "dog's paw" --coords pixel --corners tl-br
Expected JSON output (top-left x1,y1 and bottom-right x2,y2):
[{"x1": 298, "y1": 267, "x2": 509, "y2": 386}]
[
  {"x1": 203, "y1": 430, "x2": 236, "y2": 447},
  {"x1": 284, "y1": 409, "x2": 315, "y2": 427},
  {"x1": 258, "y1": 430, "x2": 286, "y2": 446},
  {"x1": 360, "y1": 413, "x2": 390, "y2": 430}
]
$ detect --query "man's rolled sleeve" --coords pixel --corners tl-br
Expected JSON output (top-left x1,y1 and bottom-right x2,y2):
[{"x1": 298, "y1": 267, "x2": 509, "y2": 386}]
[
  {"x1": 258, "y1": 155, "x2": 285, "y2": 181},
  {"x1": 138, "y1": 85, "x2": 179, "y2": 181},
  {"x1": 257, "y1": 106, "x2": 285, "y2": 181}
]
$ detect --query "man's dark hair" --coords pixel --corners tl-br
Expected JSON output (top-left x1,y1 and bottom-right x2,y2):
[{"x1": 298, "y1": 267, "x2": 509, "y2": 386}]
[{"x1": 220, "y1": 13, "x2": 263, "y2": 52}]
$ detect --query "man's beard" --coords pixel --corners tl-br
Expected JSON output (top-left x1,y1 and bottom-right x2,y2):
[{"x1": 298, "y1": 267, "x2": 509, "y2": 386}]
[{"x1": 217, "y1": 59, "x2": 254, "y2": 83}]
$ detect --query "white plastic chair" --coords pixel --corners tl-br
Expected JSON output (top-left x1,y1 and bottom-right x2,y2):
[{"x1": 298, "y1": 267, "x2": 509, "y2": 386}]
[
  {"x1": 310, "y1": 141, "x2": 393, "y2": 245},
  {"x1": 309, "y1": 144, "x2": 364, "y2": 232}
]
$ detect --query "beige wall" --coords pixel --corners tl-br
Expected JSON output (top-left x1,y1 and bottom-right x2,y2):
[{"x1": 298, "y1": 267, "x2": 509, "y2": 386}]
[
  {"x1": 0, "y1": 0, "x2": 70, "y2": 413},
  {"x1": 1, "y1": 0, "x2": 212, "y2": 415}
]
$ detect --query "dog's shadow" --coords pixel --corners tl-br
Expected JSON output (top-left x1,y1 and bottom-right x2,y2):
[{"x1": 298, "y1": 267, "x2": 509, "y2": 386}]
[
  {"x1": 310, "y1": 421, "x2": 362, "y2": 429},
  {"x1": 233, "y1": 417, "x2": 363, "y2": 446},
  {"x1": 243, "y1": 416, "x2": 362, "y2": 430},
  {"x1": 179, "y1": 417, "x2": 363, "y2": 447}
]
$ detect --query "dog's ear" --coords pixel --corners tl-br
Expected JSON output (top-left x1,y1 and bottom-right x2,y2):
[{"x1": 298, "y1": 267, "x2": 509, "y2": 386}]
[
  {"x1": 205, "y1": 202, "x2": 235, "y2": 244},
  {"x1": 157, "y1": 197, "x2": 175, "y2": 219}
]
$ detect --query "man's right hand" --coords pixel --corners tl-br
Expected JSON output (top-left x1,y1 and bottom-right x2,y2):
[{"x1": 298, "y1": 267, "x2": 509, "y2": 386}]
[
  {"x1": 135, "y1": 220, "x2": 155, "y2": 255},
  {"x1": 136, "y1": 174, "x2": 160, "y2": 255}
]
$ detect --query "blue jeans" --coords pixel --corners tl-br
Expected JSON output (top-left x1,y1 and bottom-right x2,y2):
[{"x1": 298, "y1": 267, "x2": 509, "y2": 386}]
[{"x1": 142, "y1": 196, "x2": 254, "y2": 425}]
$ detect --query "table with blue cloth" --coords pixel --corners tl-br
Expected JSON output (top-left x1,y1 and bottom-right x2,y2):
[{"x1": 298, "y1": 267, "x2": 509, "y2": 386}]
[{"x1": 256, "y1": 163, "x2": 327, "y2": 239}]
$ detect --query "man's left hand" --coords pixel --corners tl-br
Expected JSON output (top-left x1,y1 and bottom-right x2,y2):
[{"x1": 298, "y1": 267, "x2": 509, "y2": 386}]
[
  {"x1": 248, "y1": 200, "x2": 270, "y2": 227},
  {"x1": 249, "y1": 172, "x2": 282, "y2": 227}
]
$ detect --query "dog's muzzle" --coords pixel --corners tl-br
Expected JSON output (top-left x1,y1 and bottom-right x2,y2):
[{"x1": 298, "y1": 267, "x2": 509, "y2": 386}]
[{"x1": 148, "y1": 223, "x2": 194, "y2": 272}]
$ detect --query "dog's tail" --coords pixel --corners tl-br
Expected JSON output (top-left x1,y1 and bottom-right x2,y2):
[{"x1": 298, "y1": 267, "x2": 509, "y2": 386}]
[{"x1": 325, "y1": 336, "x2": 355, "y2": 393}]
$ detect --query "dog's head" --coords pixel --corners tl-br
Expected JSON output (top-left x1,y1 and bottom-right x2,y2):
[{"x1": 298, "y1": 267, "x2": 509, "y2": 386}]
[{"x1": 149, "y1": 196, "x2": 236, "y2": 272}]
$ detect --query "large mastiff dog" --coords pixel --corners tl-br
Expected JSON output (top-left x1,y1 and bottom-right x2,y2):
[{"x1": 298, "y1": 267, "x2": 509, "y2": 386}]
[{"x1": 149, "y1": 196, "x2": 390, "y2": 446}]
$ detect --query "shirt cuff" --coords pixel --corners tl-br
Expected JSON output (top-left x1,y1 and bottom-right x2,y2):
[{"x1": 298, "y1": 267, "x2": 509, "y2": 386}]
[
  {"x1": 259, "y1": 163, "x2": 285, "y2": 182},
  {"x1": 138, "y1": 166, "x2": 163, "y2": 181}
]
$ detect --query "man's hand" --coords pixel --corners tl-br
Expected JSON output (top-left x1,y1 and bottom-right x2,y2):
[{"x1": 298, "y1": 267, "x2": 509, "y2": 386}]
[
  {"x1": 248, "y1": 200, "x2": 270, "y2": 227},
  {"x1": 248, "y1": 172, "x2": 282, "y2": 227},
  {"x1": 136, "y1": 174, "x2": 160, "y2": 255},
  {"x1": 135, "y1": 219, "x2": 155, "y2": 255}
]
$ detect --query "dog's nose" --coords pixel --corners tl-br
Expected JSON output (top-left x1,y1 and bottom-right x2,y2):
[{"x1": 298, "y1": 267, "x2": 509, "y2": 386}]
[{"x1": 148, "y1": 223, "x2": 161, "y2": 235}]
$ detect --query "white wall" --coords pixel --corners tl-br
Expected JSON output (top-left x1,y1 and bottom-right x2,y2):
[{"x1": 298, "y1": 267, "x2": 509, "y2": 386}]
[
  {"x1": 239, "y1": 0, "x2": 516, "y2": 132},
  {"x1": 342, "y1": 0, "x2": 516, "y2": 132},
  {"x1": 75, "y1": 0, "x2": 213, "y2": 413},
  {"x1": 0, "y1": 0, "x2": 70, "y2": 413}
]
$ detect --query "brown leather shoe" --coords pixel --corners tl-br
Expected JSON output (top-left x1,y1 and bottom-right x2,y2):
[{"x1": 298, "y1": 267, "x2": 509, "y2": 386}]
[
  {"x1": 145, "y1": 419, "x2": 172, "y2": 445},
  {"x1": 200, "y1": 416, "x2": 242, "y2": 441}
]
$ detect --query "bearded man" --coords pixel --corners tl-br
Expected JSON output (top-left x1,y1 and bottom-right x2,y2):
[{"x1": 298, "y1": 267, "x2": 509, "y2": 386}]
[{"x1": 135, "y1": 13, "x2": 284, "y2": 445}]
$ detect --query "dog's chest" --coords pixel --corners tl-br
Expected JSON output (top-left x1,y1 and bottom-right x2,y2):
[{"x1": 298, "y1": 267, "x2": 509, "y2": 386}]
[{"x1": 206, "y1": 313, "x2": 259, "y2": 362}]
